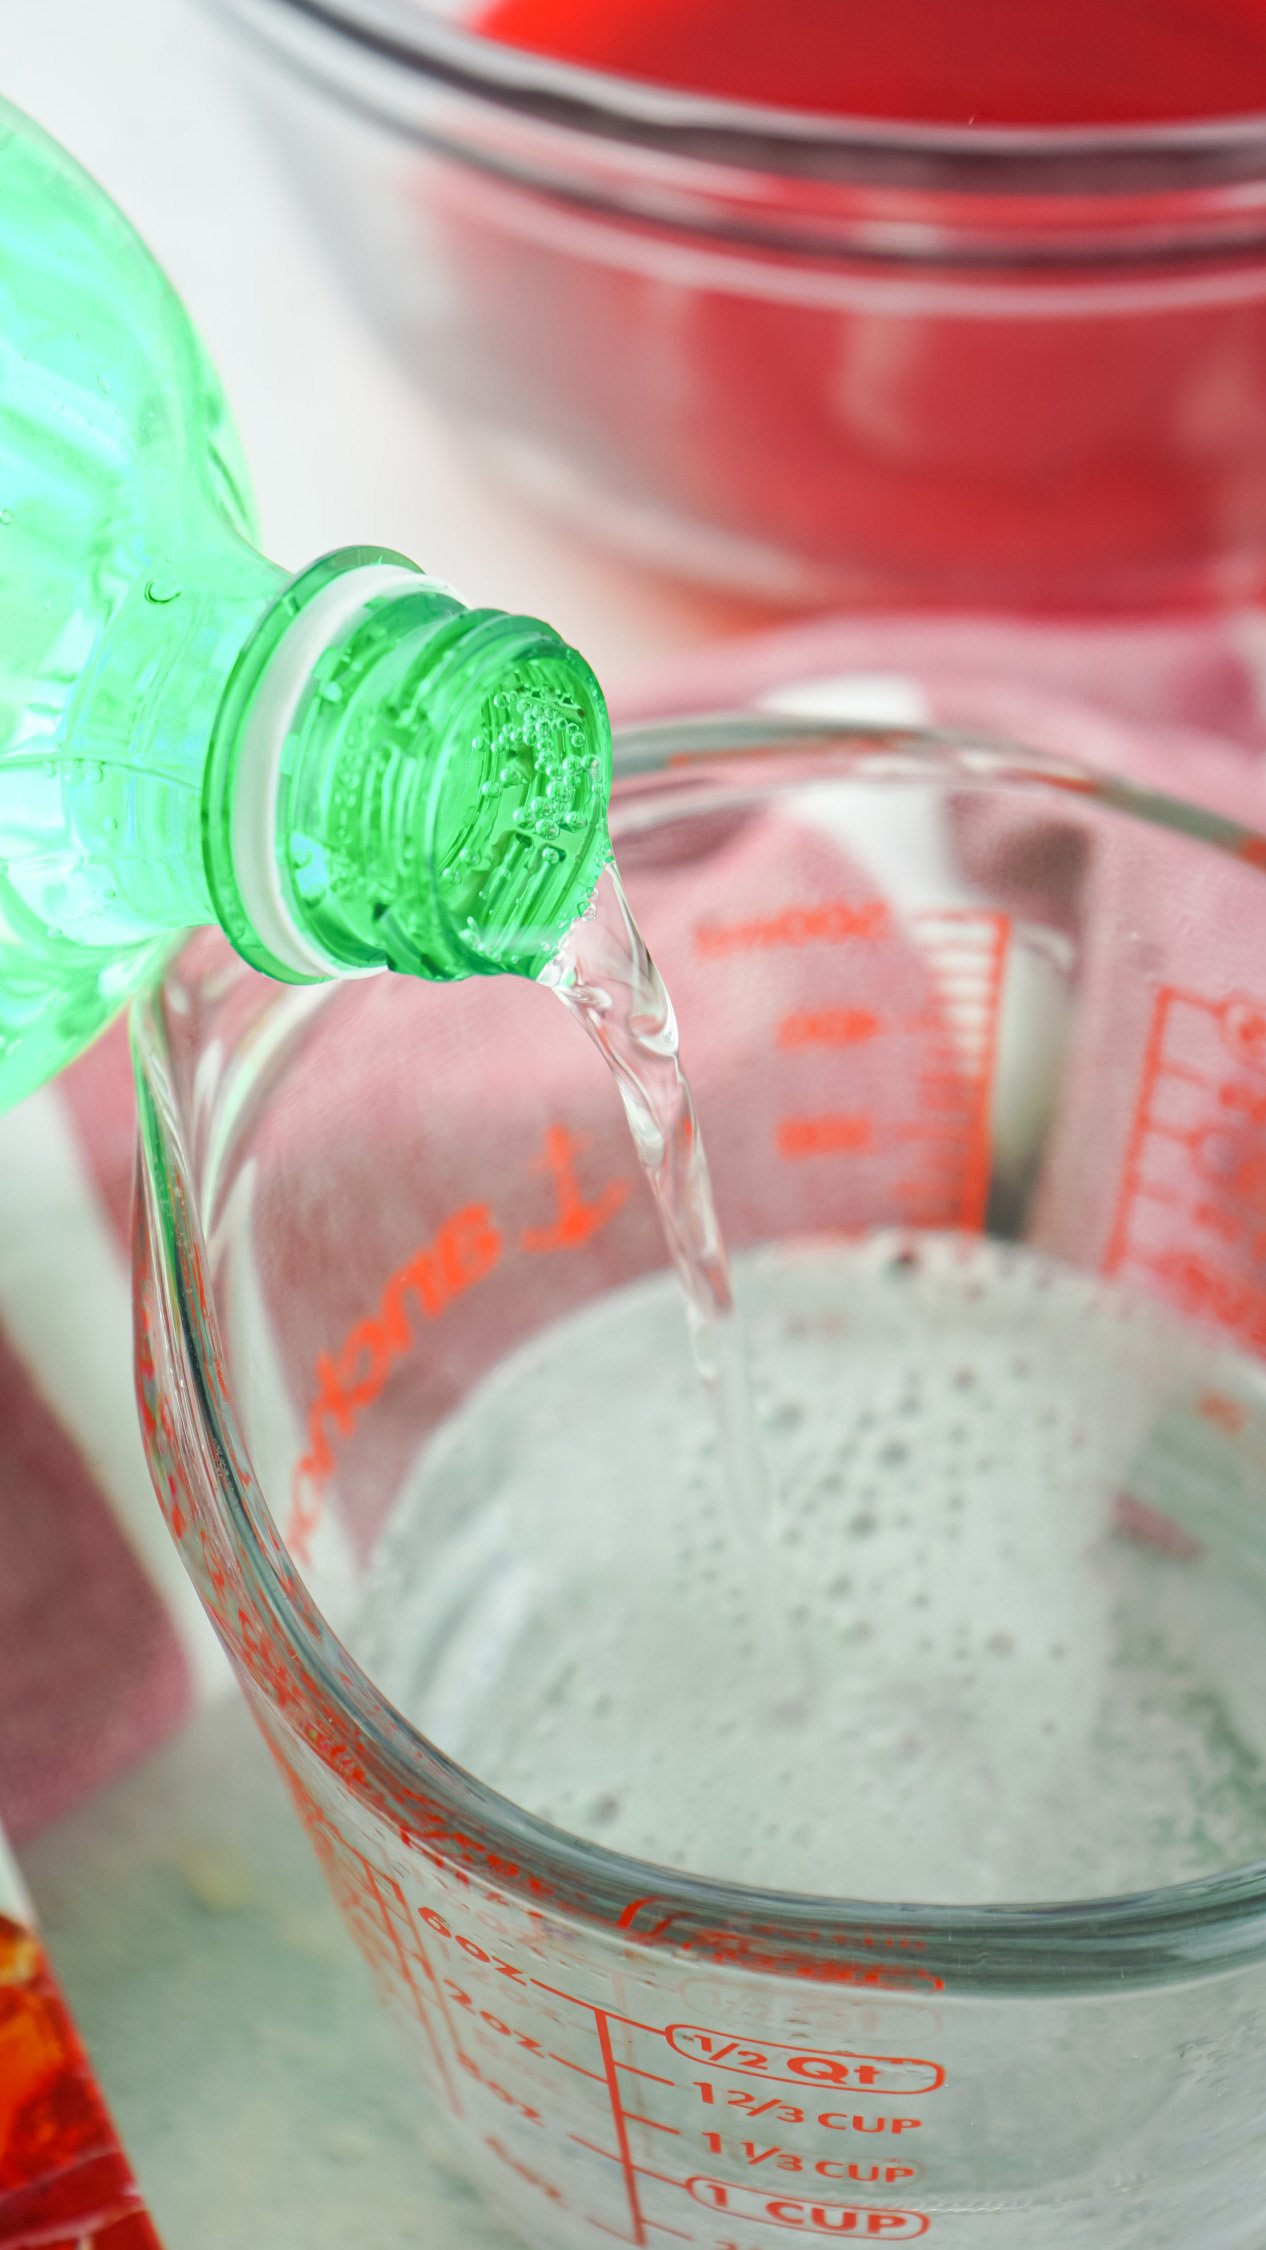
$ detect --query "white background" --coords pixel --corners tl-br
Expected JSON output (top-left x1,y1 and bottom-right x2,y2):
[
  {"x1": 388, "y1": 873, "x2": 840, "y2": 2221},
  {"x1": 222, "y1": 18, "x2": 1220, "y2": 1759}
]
[{"x1": 4, "y1": 0, "x2": 760, "y2": 698}]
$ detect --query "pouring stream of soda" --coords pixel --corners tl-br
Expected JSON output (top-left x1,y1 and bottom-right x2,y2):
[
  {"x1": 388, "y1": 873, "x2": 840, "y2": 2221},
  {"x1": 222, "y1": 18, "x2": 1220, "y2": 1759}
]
[{"x1": 543, "y1": 864, "x2": 808, "y2": 1704}]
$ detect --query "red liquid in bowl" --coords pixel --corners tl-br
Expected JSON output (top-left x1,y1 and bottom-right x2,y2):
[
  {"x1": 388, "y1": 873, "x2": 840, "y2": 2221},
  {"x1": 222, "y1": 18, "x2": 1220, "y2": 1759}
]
[
  {"x1": 447, "y1": 0, "x2": 1266, "y2": 608},
  {"x1": 481, "y1": 0, "x2": 1266, "y2": 126}
]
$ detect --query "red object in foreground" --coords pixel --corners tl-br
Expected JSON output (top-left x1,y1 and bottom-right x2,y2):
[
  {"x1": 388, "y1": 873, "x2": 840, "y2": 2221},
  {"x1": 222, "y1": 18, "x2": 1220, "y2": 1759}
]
[
  {"x1": 481, "y1": 0, "x2": 1266, "y2": 125},
  {"x1": 0, "y1": 1913, "x2": 162, "y2": 2249}
]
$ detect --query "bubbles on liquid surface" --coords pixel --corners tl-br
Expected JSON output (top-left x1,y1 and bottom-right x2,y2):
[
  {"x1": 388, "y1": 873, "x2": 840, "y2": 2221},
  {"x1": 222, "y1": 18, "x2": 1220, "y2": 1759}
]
[{"x1": 353, "y1": 1233, "x2": 1266, "y2": 1905}]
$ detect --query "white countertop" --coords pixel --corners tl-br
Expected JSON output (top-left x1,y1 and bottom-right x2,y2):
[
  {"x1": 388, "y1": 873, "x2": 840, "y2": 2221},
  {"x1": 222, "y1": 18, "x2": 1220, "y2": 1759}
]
[
  {"x1": 22, "y1": 1697, "x2": 516, "y2": 2248},
  {"x1": 4, "y1": 18, "x2": 982, "y2": 2245}
]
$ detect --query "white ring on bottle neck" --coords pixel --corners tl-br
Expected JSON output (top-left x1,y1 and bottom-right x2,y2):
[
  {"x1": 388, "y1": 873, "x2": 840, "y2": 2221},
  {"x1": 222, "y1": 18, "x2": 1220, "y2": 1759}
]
[{"x1": 231, "y1": 562, "x2": 459, "y2": 979}]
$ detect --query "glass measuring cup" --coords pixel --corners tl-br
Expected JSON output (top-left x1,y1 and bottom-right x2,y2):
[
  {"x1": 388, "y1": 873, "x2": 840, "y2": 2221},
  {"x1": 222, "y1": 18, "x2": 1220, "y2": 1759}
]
[{"x1": 133, "y1": 716, "x2": 1266, "y2": 2249}]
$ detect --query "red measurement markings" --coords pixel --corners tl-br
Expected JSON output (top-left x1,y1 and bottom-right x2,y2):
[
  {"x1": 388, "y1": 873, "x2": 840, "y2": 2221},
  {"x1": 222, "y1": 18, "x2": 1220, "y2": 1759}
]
[
  {"x1": 456, "y1": 2048, "x2": 545, "y2": 2124},
  {"x1": 286, "y1": 1198, "x2": 503, "y2": 1558},
  {"x1": 695, "y1": 2086, "x2": 924, "y2": 2141},
  {"x1": 668, "y1": 2029, "x2": 943, "y2": 2096},
  {"x1": 268, "y1": 1825, "x2": 950, "y2": 2248},
  {"x1": 370, "y1": 1865, "x2": 472, "y2": 2114},
  {"x1": 520, "y1": 1123, "x2": 631, "y2": 1252},
  {"x1": 293, "y1": 1798, "x2": 645, "y2": 2170},
  {"x1": 441, "y1": 1974, "x2": 566, "y2": 2088},
  {"x1": 404, "y1": 1895, "x2": 702, "y2": 2243},
  {"x1": 769, "y1": 908, "x2": 1008, "y2": 1236},
  {"x1": 899, "y1": 910, "x2": 1009, "y2": 1234},
  {"x1": 1114, "y1": 1490, "x2": 1203, "y2": 1562},
  {"x1": 537, "y1": 1985, "x2": 944, "y2": 2241},
  {"x1": 296, "y1": 1799, "x2": 466, "y2": 2118},
  {"x1": 596, "y1": 2010, "x2": 652, "y2": 2247},
  {"x1": 1199, "y1": 1388, "x2": 1247, "y2": 1435},
  {"x1": 615, "y1": 1905, "x2": 931, "y2": 1960},
  {"x1": 702, "y1": 2136, "x2": 920, "y2": 2185},
  {"x1": 696, "y1": 901, "x2": 890, "y2": 957},
  {"x1": 287, "y1": 1120, "x2": 630, "y2": 1557},
  {"x1": 778, "y1": 1115, "x2": 872, "y2": 1158},
  {"x1": 485, "y1": 2133, "x2": 565, "y2": 2206},
  {"x1": 688, "y1": 2180, "x2": 929, "y2": 2237},
  {"x1": 533, "y1": 1982, "x2": 712, "y2": 2242},
  {"x1": 611, "y1": 1910, "x2": 945, "y2": 1994},
  {"x1": 779, "y1": 1009, "x2": 881, "y2": 1050},
  {"x1": 1104, "y1": 987, "x2": 1266, "y2": 1348}
]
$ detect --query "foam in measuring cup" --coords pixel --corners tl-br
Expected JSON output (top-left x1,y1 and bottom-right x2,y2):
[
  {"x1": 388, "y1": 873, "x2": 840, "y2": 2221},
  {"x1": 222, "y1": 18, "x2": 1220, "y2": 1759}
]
[{"x1": 352, "y1": 1228, "x2": 1266, "y2": 1904}]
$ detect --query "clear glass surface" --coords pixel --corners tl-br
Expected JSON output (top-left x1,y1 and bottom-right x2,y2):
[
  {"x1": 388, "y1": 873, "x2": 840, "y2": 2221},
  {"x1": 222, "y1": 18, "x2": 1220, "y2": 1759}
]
[
  {"x1": 211, "y1": 0, "x2": 1266, "y2": 610},
  {"x1": 135, "y1": 715, "x2": 1266, "y2": 2248}
]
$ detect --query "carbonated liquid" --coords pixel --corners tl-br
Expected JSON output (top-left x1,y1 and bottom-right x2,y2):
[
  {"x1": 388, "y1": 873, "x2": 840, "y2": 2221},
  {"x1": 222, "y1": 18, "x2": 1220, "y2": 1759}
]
[
  {"x1": 354, "y1": 1232, "x2": 1266, "y2": 1903},
  {"x1": 543, "y1": 866, "x2": 799, "y2": 1684}
]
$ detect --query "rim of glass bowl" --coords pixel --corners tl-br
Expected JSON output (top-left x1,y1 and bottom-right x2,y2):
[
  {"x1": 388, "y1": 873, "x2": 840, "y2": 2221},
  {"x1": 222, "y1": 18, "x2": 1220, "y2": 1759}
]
[
  {"x1": 134, "y1": 718, "x2": 1266, "y2": 1994},
  {"x1": 210, "y1": 0, "x2": 1266, "y2": 208}
]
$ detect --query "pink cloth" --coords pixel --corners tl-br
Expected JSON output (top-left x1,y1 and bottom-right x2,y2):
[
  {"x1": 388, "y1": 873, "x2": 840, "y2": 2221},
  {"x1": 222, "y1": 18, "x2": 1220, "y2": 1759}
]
[
  {"x1": 5, "y1": 605, "x2": 1266, "y2": 1840},
  {"x1": 0, "y1": 1030, "x2": 193, "y2": 1842}
]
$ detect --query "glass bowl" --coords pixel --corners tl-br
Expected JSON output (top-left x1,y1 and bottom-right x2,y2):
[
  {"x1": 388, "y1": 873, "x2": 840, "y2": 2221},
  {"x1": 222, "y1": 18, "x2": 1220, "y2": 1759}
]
[{"x1": 209, "y1": 0, "x2": 1266, "y2": 611}]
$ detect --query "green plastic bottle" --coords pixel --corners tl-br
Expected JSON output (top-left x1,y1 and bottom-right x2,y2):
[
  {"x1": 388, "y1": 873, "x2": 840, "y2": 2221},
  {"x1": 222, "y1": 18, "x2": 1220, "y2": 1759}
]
[{"x1": 0, "y1": 97, "x2": 612, "y2": 1112}]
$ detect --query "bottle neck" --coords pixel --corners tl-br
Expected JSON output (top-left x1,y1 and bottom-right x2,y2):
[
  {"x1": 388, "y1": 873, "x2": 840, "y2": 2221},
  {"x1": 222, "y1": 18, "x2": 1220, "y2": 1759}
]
[
  {"x1": 203, "y1": 550, "x2": 613, "y2": 987},
  {"x1": 44, "y1": 545, "x2": 286, "y2": 952}
]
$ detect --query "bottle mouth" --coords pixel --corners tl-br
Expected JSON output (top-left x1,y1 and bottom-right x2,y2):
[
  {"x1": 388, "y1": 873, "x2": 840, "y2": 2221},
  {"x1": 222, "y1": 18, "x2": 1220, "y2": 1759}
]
[
  {"x1": 420, "y1": 619, "x2": 613, "y2": 980},
  {"x1": 204, "y1": 550, "x2": 613, "y2": 987}
]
